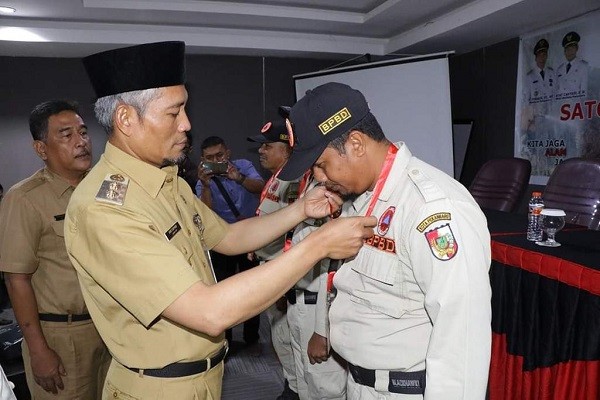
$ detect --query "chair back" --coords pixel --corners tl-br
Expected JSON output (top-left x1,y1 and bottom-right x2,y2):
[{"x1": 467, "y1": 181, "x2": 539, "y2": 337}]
[
  {"x1": 543, "y1": 158, "x2": 600, "y2": 227},
  {"x1": 469, "y1": 158, "x2": 531, "y2": 212}
]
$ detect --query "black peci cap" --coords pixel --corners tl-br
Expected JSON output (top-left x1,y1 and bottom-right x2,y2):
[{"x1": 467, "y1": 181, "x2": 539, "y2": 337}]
[{"x1": 83, "y1": 41, "x2": 186, "y2": 99}]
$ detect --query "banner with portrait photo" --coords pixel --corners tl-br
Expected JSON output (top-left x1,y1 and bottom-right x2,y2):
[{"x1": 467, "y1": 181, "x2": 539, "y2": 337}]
[{"x1": 515, "y1": 11, "x2": 600, "y2": 184}]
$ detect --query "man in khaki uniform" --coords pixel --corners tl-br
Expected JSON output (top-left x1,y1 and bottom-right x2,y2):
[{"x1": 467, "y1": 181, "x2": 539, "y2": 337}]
[
  {"x1": 0, "y1": 100, "x2": 110, "y2": 399},
  {"x1": 65, "y1": 41, "x2": 375, "y2": 399}
]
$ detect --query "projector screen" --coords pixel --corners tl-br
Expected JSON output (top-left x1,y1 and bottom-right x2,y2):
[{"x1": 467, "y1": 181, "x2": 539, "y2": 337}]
[{"x1": 294, "y1": 53, "x2": 454, "y2": 176}]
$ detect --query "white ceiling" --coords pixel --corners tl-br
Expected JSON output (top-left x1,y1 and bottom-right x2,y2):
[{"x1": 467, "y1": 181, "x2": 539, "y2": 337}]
[{"x1": 0, "y1": 0, "x2": 598, "y2": 59}]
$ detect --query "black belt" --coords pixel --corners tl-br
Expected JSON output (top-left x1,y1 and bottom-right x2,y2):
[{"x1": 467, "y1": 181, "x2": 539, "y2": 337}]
[
  {"x1": 125, "y1": 345, "x2": 228, "y2": 378},
  {"x1": 348, "y1": 362, "x2": 426, "y2": 395},
  {"x1": 38, "y1": 313, "x2": 91, "y2": 322},
  {"x1": 285, "y1": 289, "x2": 317, "y2": 305}
]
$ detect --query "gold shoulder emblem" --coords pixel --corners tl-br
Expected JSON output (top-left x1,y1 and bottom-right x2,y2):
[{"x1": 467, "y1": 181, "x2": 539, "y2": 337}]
[{"x1": 95, "y1": 174, "x2": 130, "y2": 206}]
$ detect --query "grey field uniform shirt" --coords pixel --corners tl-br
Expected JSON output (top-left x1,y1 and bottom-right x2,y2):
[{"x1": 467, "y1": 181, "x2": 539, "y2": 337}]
[
  {"x1": 65, "y1": 142, "x2": 228, "y2": 369},
  {"x1": 330, "y1": 142, "x2": 492, "y2": 399},
  {"x1": 0, "y1": 168, "x2": 87, "y2": 315},
  {"x1": 254, "y1": 176, "x2": 300, "y2": 261}
]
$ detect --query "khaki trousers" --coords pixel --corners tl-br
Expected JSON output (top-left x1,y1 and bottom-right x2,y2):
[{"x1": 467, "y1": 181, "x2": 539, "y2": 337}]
[
  {"x1": 102, "y1": 358, "x2": 224, "y2": 400},
  {"x1": 22, "y1": 319, "x2": 110, "y2": 400}
]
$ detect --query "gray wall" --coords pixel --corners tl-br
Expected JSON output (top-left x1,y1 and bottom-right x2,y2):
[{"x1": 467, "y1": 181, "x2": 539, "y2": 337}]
[
  {"x1": 0, "y1": 54, "x2": 336, "y2": 189},
  {"x1": 449, "y1": 38, "x2": 540, "y2": 213},
  {"x1": 1, "y1": 40, "x2": 528, "y2": 201}
]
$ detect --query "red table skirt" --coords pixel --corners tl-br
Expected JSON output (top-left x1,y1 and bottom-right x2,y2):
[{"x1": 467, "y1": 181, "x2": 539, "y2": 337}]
[{"x1": 489, "y1": 333, "x2": 600, "y2": 400}]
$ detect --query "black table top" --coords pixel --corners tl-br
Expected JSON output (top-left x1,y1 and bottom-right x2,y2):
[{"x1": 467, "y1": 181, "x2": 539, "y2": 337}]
[{"x1": 484, "y1": 209, "x2": 600, "y2": 271}]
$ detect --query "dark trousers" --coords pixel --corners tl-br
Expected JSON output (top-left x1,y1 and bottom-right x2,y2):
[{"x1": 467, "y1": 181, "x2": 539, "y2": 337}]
[{"x1": 210, "y1": 251, "x2": 260, "y2": 344}]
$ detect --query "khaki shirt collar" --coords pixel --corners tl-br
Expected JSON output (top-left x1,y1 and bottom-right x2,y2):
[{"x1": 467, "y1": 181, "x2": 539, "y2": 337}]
[
  {"x1": 103, "y1": 141, "x2": 178, "y2": 198},
  {"x1": 42, "y1": 168, "x2": 76, "y2": 198}
]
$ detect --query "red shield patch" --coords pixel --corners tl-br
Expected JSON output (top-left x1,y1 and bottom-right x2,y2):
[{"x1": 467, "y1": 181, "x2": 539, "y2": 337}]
[{"x1": 377, "y1": 206, "x2": 395, "y2": 236}]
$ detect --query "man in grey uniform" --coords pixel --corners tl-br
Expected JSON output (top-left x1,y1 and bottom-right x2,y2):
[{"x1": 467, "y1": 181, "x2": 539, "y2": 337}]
[
  {"x1": 280, "y1": 82, "x2": 492, "y2": 399},
  {"x1": 287, "y1": 181, "x2": 348, "y2": 400},
  {"x1": 248, "y1": 117, "x2": 301, "y2": 399}
]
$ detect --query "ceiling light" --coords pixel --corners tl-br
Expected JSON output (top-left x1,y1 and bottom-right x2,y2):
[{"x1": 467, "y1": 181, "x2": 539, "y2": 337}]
[
  {"x1": 0, "y1": 27, "x2": 47, "y2": 42},
  {"x1": 0, "y1": 6, "x2": 16, "y2": 14}
]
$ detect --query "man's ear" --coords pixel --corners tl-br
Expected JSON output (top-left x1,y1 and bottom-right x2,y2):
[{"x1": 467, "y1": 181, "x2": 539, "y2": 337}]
[
  {"x1": 114, "y1": 104, "x2": 137, "y2": 137},
  {"x1": 347, "y1": 130, "x2": 366, "y2": 157},
  {"x1": 33, "y1": 140, "x2": 47, "y2": 161}
]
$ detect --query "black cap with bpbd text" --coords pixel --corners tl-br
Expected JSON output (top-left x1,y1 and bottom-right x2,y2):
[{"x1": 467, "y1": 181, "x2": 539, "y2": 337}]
[{"x1": 279, "y1": 82, "x2": 370, "y2": 180}]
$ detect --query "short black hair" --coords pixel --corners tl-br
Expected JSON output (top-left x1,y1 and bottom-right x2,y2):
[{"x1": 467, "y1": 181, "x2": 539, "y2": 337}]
[
  {"x1": 328, "y1": 112, "x2": 386, "y2": 154},
  {"x1": 29, "y1": 100, "x2": 80, "y2": 141},
  {"x1": 200, "y1": 136, "x2": 226, "y2": 151}
]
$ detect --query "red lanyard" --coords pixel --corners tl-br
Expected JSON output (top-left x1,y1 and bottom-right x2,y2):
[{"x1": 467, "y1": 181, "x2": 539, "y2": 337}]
[
  {"x1": 327, "y1": 143, "x2": 398, "y2": 292},
  {"x1": 363, "y1": 143, "x2": 398, "y2": 217},
  {"x1": 256, "y1": 168, "x2": 281, "y2": 216},
  {"x1": 256, "y1": 168, "x2": 311, "y2": 217}
]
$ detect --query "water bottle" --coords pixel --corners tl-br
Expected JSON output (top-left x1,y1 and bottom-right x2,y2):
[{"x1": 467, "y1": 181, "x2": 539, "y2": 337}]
[{"x1": 527, "y1": 191, "x2": 544, "y2": 241}]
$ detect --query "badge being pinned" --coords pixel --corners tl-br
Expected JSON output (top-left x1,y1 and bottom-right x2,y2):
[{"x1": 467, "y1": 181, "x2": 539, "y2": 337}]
[
  {"x1": 424, "y1": 223, "x2": 458, "y2": 261},
  {"x1": 95, "y1": 174, "x2": 129, "y2": 206}
]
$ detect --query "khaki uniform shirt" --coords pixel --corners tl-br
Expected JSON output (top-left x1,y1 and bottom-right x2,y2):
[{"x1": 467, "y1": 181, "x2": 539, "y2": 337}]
[
  {"x1": 65, "y1": 142, "x2": 228, "y2": 369},
  {"x1": 330, "y1": 142, "x2": 491, "y2": 399},
  {"x1": 0, "y1": 168, "x2": 87, "y2": 314}
]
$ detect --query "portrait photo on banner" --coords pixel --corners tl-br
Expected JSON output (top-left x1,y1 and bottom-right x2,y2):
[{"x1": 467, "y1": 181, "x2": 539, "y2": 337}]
[{"x1": 514, "y1": 10, "x2": 600, "y2": 184}]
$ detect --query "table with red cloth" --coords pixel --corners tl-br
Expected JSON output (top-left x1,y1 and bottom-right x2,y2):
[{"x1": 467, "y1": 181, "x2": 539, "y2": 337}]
[{"x1": 485, "y1": 209, "x2": 600, "y2": 400}]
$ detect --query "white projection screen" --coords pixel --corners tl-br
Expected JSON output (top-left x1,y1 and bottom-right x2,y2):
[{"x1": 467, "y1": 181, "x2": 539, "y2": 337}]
[{"x1": 294, "y1": 53, "x2": 454, "y2": 176}]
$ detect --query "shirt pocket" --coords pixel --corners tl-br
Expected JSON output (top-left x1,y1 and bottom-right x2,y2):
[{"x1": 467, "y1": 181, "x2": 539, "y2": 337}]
[
  {"x1": 349, "y1": 247, "x2": 409, "y2": 319},
  {"x1": 51, "y1": 220, "x2": 65, "y2": 238}
]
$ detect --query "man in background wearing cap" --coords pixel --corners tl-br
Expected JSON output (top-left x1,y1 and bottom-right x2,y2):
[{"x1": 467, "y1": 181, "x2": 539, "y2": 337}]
[
  {"x1": 248, "y1": 116, "x2": 301, "y2": 399},
  {"x1": 251, "y1": 114, "x2": 348, "y2": 400},
  {"x1": 279, "y1": 82, "x2": 492, "y2": 400},
  {"x1": 524, "y1": 38, "x2": 555, "y2": 104},
  {"x1": 66, "y1": 42, "x2": 375, "y2": 399},
  {"x1": 196, "y1": 135, "x2": 264, "y2": 352},
  {"x1": 556, "y1": 31, "x2": 589, "y2": 99},
  {"x1": 286, "y1": 183, "x2": 349, "y2": 400},
  {"x1": 521, "y1": 38, "x2": 557, "y2": 165},
  {"x1": 0, "y1": 100, "x2": 110, "y2": 399}
]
